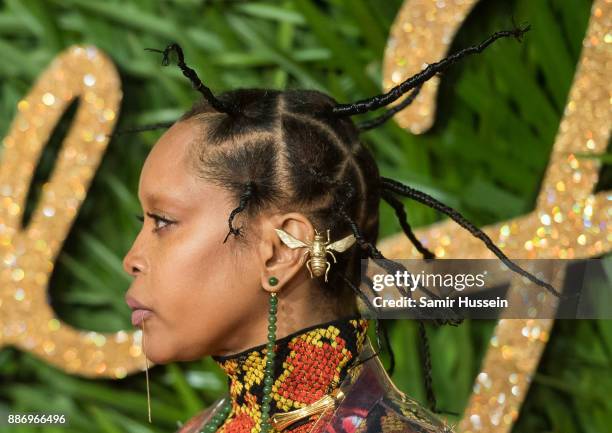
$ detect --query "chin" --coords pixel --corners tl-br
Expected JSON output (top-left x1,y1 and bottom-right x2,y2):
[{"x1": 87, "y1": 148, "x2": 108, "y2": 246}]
[
  {"x1": 144, "y1": 343, "x2": 203, "y2": 364},
  {"x1": 144, "y1": 345, "x2": 178, "y2": 364}
]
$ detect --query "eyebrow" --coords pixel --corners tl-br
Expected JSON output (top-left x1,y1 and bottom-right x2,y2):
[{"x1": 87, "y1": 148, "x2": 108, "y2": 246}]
[{"x1": 139, "y1": 191, "x2": 182, "y2": 207}]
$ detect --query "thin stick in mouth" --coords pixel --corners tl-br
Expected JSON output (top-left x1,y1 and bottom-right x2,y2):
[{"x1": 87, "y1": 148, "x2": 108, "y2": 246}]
[{"x1": 142, "y1": 318, "x2": 152, "y2": 423}]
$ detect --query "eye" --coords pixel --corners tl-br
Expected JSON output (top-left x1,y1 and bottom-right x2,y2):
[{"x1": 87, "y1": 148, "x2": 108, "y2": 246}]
[{"x1": 135, "y1": 213, "x2": 175, "y2": 233}]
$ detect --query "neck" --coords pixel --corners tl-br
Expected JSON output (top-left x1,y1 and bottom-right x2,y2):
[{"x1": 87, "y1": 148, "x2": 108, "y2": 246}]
[{"x1": 211, "y1": 314, "x2": 369, "y2": 433}]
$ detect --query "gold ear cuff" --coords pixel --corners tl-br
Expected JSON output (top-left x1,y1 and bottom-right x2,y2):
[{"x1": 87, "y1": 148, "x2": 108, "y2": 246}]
[{"x1": 275, "y1": 228, "x2": 356, "y2": 282}]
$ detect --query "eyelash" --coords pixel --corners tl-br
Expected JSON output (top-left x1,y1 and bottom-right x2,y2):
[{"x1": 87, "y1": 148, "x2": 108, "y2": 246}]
[{"x1": 135, "y1": 212, "x2": 174, "y2": 233}]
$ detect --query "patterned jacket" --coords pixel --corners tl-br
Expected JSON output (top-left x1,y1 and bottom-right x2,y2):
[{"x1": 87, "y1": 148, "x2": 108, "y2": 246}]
[{"x1": 175, "y1": 337, "x2": 454, "y2": 433}]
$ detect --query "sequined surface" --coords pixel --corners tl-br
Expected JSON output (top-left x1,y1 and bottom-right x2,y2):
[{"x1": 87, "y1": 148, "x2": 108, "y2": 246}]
[
  {"x1": 0, "y1": 46, "x2": 148, "y2": 378},
  {"x1": 380, "y1": 1, "x2": 610, "y2": 432},
  {"x1": 383, "y1": 0, "x2": 478, "y2": 134}
]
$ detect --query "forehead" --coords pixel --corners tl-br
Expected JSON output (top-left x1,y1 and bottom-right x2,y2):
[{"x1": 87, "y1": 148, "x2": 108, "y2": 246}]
[{"x1": 138, "y1": 120, "x2": 201, "y2": 206}]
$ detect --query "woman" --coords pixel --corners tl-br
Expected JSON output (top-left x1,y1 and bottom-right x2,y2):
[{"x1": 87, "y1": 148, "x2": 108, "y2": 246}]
[{"x1": 122, "y1": 25, "x2": 559, "y2": 433}]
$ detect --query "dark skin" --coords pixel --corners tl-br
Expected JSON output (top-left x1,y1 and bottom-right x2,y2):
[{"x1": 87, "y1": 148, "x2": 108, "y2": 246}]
[{"x1": 122, "y1": 118, "x2": 343, "y2": 364}]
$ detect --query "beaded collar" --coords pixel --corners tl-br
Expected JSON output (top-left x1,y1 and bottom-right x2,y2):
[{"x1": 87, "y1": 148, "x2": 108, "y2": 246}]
[{"x1": 211, "y1": 315, "x2": 369, "y2": 432}]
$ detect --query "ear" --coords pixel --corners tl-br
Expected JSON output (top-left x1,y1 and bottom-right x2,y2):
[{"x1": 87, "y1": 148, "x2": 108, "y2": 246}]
[{"x1": 256, "y1": 212, "x2": 315, "y2": 292}]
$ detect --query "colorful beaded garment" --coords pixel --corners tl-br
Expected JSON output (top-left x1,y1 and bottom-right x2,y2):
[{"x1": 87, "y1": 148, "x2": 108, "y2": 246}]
[{"x1": 210, "y1": 315, "x2": 369, "y2": 433}]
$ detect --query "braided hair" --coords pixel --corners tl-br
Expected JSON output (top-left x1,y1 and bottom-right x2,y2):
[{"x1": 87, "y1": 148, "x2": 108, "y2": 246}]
[{"x1": 120, "y1": 23, "x2": 564, "y2": 415}]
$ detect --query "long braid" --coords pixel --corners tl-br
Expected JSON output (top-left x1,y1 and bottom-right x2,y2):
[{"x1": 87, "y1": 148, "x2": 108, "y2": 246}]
[
  {"x1": 305, "y1": 168, "x2": 398, "y2": 376},
  {"x1": 342, "y1": 201, "x2": 443, "y2": 410},
  {"x1": 380, "y1": 176, "x2": 565, "y2": 298},
  {"x1": 109, "y1": 121, "x2": 175, "y2": 137},
  {"x1": 382, "y1": 185, "x2": 463, "y2": 408},
  {"x1": 381, "y1": 189, "x2": 435, "y2": 259},
  {"x1": 331, "y1": 179, "x2": 447, "y2": 410},
  {"x1": 336, "y1": 189, "x2": 454, "y2": 315},
  {"x1": 330, "y1": 24, "x2": 530, "y2": 117},
  {"x1": 339, "y1": 272, "x2": 396, "y2": 376},
  {"x1": 417, "y1": 321, "x2": 436, "y2": 411},
  {"x1": 357, "y1": 84, "x2": 423, "y2": 132},
  {"x1": 123, "y1": 26, "x2": 528, "y2": 136},
  {"x1": 114, "y1": 42, "x2": 238, "y2": 135},
  {"x1": 145, "y1": 43, "x2": 238, "y2": 115},
  {"x1": 377, "y1": 318, "x2": 396, "y2": 377},
  {"x1": 344, "y1": 209, "x2": 442, "y2": 411},
  {"x1": 363, "y1": 274, "x2": 396, "y2": 377}
]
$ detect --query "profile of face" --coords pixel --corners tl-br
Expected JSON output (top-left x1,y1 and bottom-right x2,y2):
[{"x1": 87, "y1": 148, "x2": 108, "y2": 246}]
[{"x1": 122, "y1": 119, "x2": 318, "y2": 364}]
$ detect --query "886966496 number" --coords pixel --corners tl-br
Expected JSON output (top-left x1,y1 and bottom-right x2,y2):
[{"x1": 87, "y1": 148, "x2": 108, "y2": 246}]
[{"x1": 5, "y1": 413, "x2": 68, "y2": 425}]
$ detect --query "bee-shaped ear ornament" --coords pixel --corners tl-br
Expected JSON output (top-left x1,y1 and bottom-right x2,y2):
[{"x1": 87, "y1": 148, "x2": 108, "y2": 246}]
[{"x1": 274, "y1": 228, "x2": 356, "y2": 283}]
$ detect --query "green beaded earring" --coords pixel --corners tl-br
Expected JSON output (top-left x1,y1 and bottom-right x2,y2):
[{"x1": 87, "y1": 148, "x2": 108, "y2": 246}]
[
  {"x1": 199, "y1": 289, "x2": 278, "y2": 433},
  {"x1": 261, "y1": 291, "x2": 277, "y2": 432}
]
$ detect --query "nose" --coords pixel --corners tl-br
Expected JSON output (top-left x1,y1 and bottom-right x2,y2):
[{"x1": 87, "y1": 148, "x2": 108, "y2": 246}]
[{"x1": 123, "y1": 244, "x2": 144, "y2": 277}]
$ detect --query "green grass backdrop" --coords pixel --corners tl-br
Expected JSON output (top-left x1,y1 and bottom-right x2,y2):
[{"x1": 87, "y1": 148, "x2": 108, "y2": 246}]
[{"x1": 0, "y1": 0, "x2": 610, "y2": 432}]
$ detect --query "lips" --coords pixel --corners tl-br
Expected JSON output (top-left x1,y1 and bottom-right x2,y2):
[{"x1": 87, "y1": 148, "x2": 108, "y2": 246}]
[
  {"x1": 125, "y1": 294, "x2": 153, "y2": 327},
  {"x1": 131, "y1": 309, "x2": 153, "y2": 327},
  {"x1": 125, "y1": 295, "x2": 149, "y2": 310}
]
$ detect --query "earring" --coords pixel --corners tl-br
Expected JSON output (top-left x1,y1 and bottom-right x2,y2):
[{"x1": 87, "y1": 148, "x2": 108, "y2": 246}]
[
  {"x1": 268, "y1": 276, "x2": 279, "y2": 287},
  {"x1": 261, "y1": 290, "x2": 277, "y2": 432},
  {"x1": 274, "y1": 228, "x2": 356, "y2": 282},
  {"x1": 198, "y1": 288, "x2": 278, "y2": 433}
]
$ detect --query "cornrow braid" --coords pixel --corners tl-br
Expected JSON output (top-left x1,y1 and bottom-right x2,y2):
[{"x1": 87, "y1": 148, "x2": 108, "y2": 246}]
[{"x1": 330, "y1": 24, "x2": 530, "y2": 117}]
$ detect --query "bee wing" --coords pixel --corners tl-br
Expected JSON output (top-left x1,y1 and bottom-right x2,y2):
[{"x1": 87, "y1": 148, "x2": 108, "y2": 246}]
[
  {"x1": 327, "y1": 234, "x2": 356, "y2": 253},
  {"x1": 275, "y1": 228, "x2": 309, "y2": 249}
]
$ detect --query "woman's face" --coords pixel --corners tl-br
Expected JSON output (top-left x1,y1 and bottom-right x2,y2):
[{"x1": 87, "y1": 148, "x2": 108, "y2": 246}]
[{"x1": 122, "y1": 119, "x2": 266, "y2": 364}]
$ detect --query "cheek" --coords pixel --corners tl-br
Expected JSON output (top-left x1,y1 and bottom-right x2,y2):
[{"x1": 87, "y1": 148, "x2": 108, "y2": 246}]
[
  {"x1": 155, "y1": 228, "x2": 229, "y2": 315},
  {"x1": 145, "y1": 225, "x2": 260, "y2": 361}
]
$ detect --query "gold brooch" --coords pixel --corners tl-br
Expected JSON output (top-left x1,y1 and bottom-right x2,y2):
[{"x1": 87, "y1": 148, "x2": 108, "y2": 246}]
[
  {"x1": 274, "y1": 228, "x2": 356, "y2": 282},
  {"x1": 270, "y1": 388, "x2": 345, "y2": 431}
]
